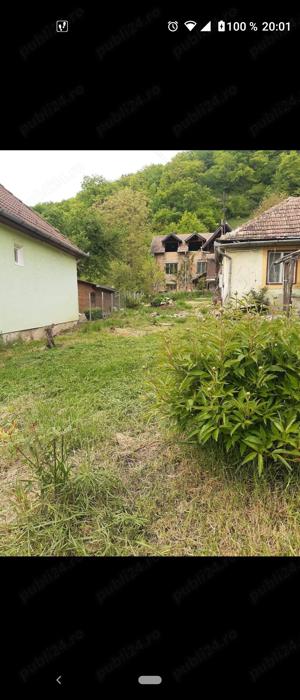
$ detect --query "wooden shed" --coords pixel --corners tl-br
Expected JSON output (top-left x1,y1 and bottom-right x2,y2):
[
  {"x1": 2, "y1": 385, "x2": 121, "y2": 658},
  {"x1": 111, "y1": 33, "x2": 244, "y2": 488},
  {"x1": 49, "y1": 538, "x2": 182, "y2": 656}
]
[{"x1": 78, "y1": 280, "x2": 116, "y2": 315}]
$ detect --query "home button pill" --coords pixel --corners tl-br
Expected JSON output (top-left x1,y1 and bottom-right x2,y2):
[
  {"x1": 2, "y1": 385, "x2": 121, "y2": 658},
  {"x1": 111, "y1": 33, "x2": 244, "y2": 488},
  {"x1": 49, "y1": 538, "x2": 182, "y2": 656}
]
[{"x1": 138, "y1": 675, "x2": 162, "y2": 685}]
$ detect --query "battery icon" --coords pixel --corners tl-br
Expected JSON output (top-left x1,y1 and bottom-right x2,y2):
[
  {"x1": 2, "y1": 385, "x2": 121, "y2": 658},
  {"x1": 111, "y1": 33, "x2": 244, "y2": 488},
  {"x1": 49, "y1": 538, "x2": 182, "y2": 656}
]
[{"x1": 218, "y1": 20, "x2": 225, "y2": 31}]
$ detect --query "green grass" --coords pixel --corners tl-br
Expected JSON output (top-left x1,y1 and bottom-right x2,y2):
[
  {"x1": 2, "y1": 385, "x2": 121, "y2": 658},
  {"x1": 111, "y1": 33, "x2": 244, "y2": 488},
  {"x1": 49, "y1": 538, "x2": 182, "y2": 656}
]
[{"x1": 1, "y1": 303, "x2": 300, "y2": 556}]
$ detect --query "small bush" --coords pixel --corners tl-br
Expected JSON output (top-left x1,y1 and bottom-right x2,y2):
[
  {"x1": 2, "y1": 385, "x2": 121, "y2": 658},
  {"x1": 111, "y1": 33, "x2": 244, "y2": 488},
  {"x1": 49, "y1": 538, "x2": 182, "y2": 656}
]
[
  {"x1": 151, "y1": 295, "x2": 165, "y2": 307},
  {"x1": 174, "y1": 299, "x2": 190, "y2": 310},
  {"x1": 155, "y1": 317, "x2": 300, "y2": 476},
  {"x1": 16, "y1": 435, "x2": 73, "y2": 499},
  {"x1": 229, "y1": 288, "x2": 270, "y2": 314},
  {"x1": 124, "y1": 292, "x2": 144, "y2": 308},
  {"x1": 84, "y1": 308, "x2": 104, "y2": 320}
]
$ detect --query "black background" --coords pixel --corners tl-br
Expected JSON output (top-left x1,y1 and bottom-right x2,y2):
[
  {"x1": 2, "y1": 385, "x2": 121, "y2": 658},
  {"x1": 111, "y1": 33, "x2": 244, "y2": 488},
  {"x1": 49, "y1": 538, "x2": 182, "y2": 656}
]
[
  {"x1": 1, "y1": 4, "x2": 299, "y2": 147},
  {"x1": 6, "y1": 556, "x2": 300, "y2": 691},
  {"x1": 1, "y1": 3, "x2": 300, "y2": 693}
]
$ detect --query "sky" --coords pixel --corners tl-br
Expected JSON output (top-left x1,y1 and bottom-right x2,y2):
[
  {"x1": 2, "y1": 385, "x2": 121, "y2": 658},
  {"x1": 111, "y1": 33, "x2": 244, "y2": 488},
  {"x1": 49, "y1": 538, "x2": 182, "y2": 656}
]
[{"x1": 0, "y1": 151, "x2": 181, "y2": 205}]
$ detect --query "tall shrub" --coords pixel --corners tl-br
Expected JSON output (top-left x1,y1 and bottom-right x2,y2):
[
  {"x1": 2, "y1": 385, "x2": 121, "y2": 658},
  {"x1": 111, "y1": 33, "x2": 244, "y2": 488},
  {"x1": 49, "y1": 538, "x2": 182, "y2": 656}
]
[{"x1": 155, "y1": 318, "x2": 300, "y2": 475}]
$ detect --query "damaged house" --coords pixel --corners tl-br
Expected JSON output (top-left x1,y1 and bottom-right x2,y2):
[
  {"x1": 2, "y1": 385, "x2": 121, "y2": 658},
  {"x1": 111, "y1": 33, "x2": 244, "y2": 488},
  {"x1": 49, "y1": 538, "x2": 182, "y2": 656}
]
[{"x1": 151, "y1": 224, "x2": 231, "y2": 292}]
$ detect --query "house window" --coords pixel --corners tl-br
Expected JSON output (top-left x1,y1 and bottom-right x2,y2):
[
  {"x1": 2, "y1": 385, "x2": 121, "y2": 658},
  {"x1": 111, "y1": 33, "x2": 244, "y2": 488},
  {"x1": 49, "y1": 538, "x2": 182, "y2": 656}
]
[
  {"x1": 90, "y1": 291, "x2": 96, "y2": 305},
  {"x1": 165, "y1": 263, "x2": 178, "y2": 274},
  {"x1": 164, "y1": 237, "x2": 179, "y2": 252},
  {"x1": 188, "y1": 235, "x2": 202, "y2": 251},
  {"x1": 14, "y1": 245, "x2": 24, "y2": 266},
  {"x1": 267, "y1": 251, "x2": 296, "y2": 284},
  {"x1": 197, "y1": 261, "x2": 207, "y2": 275},
  {"x1": 14, "y1": 245, "x2": 24, "y2": 265}
]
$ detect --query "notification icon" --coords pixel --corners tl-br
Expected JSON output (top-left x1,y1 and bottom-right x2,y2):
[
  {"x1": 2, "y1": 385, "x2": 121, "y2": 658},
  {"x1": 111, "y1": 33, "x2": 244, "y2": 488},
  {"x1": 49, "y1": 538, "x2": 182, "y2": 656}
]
[
  {"x1": 168, "y1": 21, "x2": 178, "y2": 32},
  {"x1": 56, "y1": 20, "x2": 69, "y2": 32}
]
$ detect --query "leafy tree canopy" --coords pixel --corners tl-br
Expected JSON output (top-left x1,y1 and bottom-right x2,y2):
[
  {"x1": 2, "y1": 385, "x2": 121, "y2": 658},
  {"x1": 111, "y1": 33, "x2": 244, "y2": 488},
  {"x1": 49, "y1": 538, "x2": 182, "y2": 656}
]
[{"x1": 33, "y1": 150, "x2": 300, "y2": 293}]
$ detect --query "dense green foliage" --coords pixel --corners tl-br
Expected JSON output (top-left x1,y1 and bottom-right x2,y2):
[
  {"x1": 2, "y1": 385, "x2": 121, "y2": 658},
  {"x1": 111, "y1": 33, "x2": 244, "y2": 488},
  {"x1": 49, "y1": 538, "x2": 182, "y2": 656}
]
[
  {"x1": 83, "y1": 308, "x2": 104, "y2": 320},
  {"x1": 229, "y1": 287, "x2": 270, "y2": 314},
  {"x1": 150, "y1": 295, "x2": 165, "y2": 307},
  {"x1": 156, "y1": 318, "x2": 300, "y2": 476},
  {"x1": 33, "y1": 150, "x2": 300, "y2": 291},
  {"x1": 122, "y1": 292, "x2": 144, "y2": 308}
]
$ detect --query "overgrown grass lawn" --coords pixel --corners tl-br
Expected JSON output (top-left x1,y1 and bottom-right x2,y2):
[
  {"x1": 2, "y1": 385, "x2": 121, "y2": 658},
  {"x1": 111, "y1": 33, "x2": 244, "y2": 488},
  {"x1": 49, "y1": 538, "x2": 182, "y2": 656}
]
[{"x1": 1, "y1": 306, "x2": 300, "y2": 555}]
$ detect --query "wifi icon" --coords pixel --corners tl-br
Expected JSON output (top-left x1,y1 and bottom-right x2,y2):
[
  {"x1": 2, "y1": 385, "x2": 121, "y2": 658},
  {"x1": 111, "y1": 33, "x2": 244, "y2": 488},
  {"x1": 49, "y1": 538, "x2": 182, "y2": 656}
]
[{"x1": 184, "y1": 20, "x2": 197, "y2": 31}]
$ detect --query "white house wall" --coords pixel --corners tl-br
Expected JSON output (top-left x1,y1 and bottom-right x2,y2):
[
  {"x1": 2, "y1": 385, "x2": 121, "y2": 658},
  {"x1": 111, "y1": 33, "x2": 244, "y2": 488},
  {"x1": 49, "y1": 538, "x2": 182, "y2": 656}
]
[
  {"x1": 221, "y1": 248, "x2": 264, "y2": 303},
  {"x1": 0, "y1": 223, "x2": 79, "y2": 334}
]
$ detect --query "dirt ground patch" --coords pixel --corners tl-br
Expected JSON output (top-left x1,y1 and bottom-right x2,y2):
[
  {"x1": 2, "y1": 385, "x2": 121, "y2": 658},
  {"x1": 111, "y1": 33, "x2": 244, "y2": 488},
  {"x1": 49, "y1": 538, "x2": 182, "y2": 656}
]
[
  {"x1": 0, "y1": 460, "x2": 33, "y2": 525},
  {"x1": 115, "y1": 431, "x2": 162, "y2": 460},
  {"x1": 109, "y1": 326, "x2": 169, "y2": 336},
  {"x1": 185, "y1": 299, "x2": 210, "y2": 307}
]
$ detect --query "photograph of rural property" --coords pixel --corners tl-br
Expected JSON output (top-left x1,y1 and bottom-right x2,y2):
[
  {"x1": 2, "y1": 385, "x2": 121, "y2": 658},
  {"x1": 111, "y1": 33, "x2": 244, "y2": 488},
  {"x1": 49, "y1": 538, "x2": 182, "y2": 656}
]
[{"x1": 1, "y1": 149, "x2": 300, "y2": 556}]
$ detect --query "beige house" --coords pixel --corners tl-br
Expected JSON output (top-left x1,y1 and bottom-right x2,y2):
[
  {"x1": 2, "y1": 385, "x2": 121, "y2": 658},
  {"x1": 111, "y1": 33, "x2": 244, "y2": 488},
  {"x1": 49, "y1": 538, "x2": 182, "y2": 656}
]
[
  {"x1": 217, "y1": 197, "x2": 300, "y2": 309},
  {"x1": 151, "y1": 226, "x2": 230, "y2": 292}
]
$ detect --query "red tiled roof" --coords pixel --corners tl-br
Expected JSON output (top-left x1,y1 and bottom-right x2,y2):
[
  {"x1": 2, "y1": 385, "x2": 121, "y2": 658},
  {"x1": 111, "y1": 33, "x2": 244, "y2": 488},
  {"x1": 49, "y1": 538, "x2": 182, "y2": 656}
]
[
  {"x1": 0, "y1": 184, "x2": 86, "y2": 257},
  {"x1": 220, "y1": 197, "x2": 300, "y2": 242}
]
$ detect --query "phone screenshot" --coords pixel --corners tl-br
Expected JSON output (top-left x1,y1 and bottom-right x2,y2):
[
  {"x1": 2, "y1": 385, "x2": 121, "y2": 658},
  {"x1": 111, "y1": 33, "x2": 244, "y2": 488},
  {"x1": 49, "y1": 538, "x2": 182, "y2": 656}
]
[{"x1": 1, "y1": 5, "x2": 300, "y2": 693}]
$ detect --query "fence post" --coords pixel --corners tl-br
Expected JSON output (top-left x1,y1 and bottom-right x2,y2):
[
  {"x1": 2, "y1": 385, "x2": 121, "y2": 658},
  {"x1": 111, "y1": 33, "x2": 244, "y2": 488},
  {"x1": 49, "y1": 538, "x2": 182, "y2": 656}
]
[
  {"x1": 283, "y1": 259, "x2": 295, "y2": 316},
  {"x1": 88, "y1": 292, "x2": 92, "y2": 321}
]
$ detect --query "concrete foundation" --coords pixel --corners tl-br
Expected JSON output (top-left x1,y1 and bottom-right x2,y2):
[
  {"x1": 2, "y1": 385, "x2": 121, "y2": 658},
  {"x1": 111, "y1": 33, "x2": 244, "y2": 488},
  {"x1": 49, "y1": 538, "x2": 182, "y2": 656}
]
[{"x1": 1, "y1": 318, "x2": 85, "y2": 344}]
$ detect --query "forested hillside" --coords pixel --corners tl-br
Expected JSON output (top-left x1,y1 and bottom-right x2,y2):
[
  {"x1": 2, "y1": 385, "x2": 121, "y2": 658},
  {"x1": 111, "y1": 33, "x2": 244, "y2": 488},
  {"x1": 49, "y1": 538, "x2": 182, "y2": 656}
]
[{"x1": 34, "y1": 150, "x2": 300, "y2": 292}]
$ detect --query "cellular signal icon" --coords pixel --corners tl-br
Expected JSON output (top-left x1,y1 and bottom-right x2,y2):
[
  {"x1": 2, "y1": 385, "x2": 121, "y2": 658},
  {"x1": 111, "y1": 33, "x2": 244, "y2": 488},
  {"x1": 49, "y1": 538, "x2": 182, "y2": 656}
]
[
  {"x1": 184, "y1": 20, "x2": 197, "y2": 31},
  {"x1": 201, "y1": 21, "x2": 211, "y2": 32}
]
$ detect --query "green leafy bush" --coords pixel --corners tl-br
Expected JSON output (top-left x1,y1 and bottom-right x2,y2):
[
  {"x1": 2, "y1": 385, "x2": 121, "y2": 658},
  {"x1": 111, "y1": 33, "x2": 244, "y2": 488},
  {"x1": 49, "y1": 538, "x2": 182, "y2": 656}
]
[
  {"x1": 84, "y1": 307, "x2": 104, "y2": 320},
  {"x1": 151, "y1": 295, "x2": 165, "y2": 307},
  {"x1": 124, "y1": 292, "x2": 143, "y2": 308},
  {"x1": 155, "y1": 317, "x2": 300, "y2": 475},
  {"x1": 230, "y1": 288, "x2": 270, "y2": 314},
  {"x1": 173, "y1": 299, "x2": 190, "y2": 310}
]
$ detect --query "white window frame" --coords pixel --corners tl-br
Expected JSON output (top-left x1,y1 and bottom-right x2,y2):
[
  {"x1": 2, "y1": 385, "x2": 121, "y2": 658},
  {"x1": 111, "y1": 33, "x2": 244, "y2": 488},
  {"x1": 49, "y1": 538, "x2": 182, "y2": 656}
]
[
  {"x1": 267, "y1": 250, "x2": 296, "y2": 284},
  {"x1": 165, "y1": 263, "x2": 178, "y2": 275},
  {"x1": 14, "y1": 245, "x2": 24, "y2": 266},
  {"x1": 197, "y1": 260, "x2": 207, "y2": 276}
]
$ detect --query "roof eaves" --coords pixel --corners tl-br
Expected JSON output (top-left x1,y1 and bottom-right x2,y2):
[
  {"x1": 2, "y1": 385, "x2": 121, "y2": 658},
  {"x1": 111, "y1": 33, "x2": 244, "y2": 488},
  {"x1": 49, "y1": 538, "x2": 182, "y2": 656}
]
[
  {"x1": 0, "y1": 210, "x2": 87, "y2": 258},
  {"x1": 161, "y1": 233, "x2": 182, "y2": 242},
  {"x1": 184, "y1": 232, "x2": 207, "y2": 242},
  {"x1": 218, "y1": 237, "x2": 300, "y2": 249}
]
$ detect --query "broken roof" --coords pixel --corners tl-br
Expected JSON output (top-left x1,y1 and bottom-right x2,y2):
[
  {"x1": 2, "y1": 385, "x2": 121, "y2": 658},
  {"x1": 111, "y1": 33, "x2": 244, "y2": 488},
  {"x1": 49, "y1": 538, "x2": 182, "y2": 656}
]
[
  {"x1": 202, "y1": 223, "x2": 231, "y2": 250},
  {"x1": 220, "y1": 197, "x2": 300, "y2": 243},
  {"x1": 151, "y1": 232, "x2": 211, "y2": 254},
  {"x1": 0, "y1": 184, "x2": 86, "y2": 257}
]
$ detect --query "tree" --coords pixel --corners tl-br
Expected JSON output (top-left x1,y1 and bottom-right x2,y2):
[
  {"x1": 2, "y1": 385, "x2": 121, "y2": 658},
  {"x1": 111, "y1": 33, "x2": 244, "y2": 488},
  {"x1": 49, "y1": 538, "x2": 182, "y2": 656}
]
[
  {"x1": 97, "y1": 188, "x2": 155, "y2": 292},
  {"x1": 252, "y1": 191, "x2": 287, "y2": 217},
  {"x1": 34, "y1": 198, "x2": 115, "y2": 280},
  {"x1": 78, "y1": 175, "x2": 115, "y2": 206},
  {"x1": 273, "y1": 151, "x2": 300, "y2": 195},
  {"x1": 161, "y1": 211, "x2": 206, "y2": 234},
  {"x1": 33, "y1": 150, "x2": 299, "y2": 292}
]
